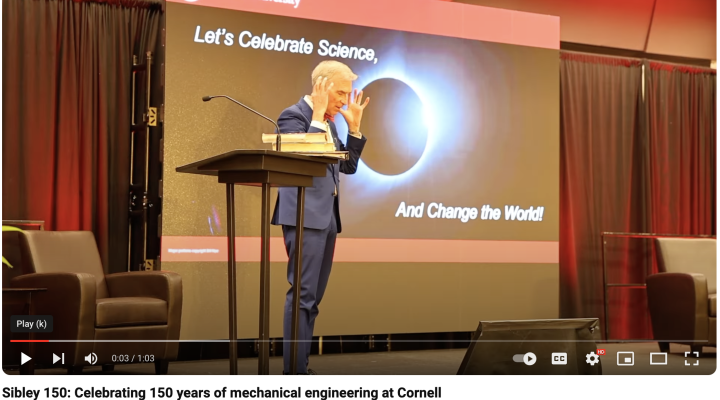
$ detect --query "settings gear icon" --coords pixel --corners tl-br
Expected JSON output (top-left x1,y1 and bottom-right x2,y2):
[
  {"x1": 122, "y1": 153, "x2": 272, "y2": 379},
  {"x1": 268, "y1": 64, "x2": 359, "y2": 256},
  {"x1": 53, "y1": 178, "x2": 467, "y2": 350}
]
[{"x1": 586, "y1": 352, "x2": 600, "y2": 365}]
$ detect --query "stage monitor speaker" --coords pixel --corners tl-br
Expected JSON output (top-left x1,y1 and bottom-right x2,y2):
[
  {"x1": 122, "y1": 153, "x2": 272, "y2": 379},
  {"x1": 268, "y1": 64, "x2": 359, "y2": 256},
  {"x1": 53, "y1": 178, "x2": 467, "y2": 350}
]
[{"x1": 457, "y1": 318, "x2": 602, "y2": 375}]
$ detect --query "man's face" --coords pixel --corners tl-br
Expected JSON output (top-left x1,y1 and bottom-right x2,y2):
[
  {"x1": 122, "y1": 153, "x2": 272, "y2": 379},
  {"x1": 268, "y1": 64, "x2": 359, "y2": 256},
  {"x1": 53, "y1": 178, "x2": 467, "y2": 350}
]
[{"x1": 326, "y1": 77, "x2": 353, "y2": 116}]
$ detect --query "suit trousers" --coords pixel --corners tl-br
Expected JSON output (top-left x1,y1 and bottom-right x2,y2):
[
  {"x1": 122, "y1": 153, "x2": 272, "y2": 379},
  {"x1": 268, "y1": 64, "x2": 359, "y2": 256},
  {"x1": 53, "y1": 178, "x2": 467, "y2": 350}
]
[{"x1": 281, "y1": 210, "x2": 338, "y2": 374}]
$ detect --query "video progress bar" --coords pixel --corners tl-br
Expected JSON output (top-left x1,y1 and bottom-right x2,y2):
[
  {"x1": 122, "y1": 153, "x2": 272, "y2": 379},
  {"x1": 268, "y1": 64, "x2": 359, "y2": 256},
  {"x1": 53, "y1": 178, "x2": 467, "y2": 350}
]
[
  {"x1": 10, "y1": 340, "x2": 238, "y2": 343},
  {"x1": 10, "y1": 339, "x2": 701, "y2": 343}
]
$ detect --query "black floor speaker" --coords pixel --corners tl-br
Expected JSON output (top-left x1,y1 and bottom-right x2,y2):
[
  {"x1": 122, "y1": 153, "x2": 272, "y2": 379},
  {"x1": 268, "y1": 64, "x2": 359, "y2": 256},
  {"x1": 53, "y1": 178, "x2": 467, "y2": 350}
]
[{"x1": 457, "y1": 318, "x2": 602, "y2": 375}]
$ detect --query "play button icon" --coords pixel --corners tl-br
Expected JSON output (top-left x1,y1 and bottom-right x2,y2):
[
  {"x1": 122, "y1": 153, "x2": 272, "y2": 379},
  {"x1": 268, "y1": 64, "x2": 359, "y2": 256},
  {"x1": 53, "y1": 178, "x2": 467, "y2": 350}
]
[
  {"x1": 523, "y1": 352, "x2": 537, "y2": 366},
  {"x1": 21, "y1": 353, "x2": 31, "y2": 365}
]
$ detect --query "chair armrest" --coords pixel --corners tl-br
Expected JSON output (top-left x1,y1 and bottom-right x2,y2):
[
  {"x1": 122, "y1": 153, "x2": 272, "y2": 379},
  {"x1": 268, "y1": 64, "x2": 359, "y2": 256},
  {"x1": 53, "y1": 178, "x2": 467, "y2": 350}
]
[
  {"x1": 105, "y1": 271, "x2": 183, "y2": 348},
  {"x1": 10, "y1": 272, "x2": 97, "y2": 342},
  {"x1": 646, "y1": 272, "x2": 709, "y2": 342},
  {"x1": 105, "y1": 271, "x2": 182, "y2": 302}
]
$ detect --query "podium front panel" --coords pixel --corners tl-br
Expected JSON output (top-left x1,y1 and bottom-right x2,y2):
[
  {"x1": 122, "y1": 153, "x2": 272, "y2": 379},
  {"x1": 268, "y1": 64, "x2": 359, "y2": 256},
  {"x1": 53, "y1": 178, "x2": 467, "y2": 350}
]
[{"x1": 218, "y1": 170, "x2": 314, "y2": 187}]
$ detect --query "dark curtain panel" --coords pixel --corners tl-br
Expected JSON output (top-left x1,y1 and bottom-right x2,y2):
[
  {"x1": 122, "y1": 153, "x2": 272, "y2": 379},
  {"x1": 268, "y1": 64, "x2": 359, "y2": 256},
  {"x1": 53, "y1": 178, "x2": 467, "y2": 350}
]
[
  {"x1": 2, "y1": 0, "x2": 162, "y2": 272},
  {"x1": 559, "y1": 53, "x2": 649, "y2": 339},
  {"x1": 560, "y1": 54, "x2": 717, "y2": 340},
  {"x1": 644, "y1": 61, "x2": 716, "y2": 235}
]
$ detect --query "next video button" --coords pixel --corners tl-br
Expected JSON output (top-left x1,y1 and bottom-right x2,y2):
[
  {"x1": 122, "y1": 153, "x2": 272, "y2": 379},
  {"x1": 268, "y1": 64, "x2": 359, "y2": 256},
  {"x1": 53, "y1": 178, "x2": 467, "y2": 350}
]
[{"x1": 10, "y1": 315, "x2": 53, "y2": 333}]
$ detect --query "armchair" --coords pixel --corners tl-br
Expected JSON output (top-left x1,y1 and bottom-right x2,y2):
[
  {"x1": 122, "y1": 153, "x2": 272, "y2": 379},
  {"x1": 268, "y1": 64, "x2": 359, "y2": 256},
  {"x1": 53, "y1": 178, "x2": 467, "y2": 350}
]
[
  {"x1": 10, "y1": 231, "x2": 182, "y2": 374},
  {"x1": 646, "y1": 238, "x2": 716, "y2": 354}
]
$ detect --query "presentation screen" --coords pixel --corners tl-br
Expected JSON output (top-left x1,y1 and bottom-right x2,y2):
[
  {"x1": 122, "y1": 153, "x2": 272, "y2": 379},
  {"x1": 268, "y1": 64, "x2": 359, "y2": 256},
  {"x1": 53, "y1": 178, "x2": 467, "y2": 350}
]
[{"x1": 163, "y1": 0, "x2": 560, "y2": 340}]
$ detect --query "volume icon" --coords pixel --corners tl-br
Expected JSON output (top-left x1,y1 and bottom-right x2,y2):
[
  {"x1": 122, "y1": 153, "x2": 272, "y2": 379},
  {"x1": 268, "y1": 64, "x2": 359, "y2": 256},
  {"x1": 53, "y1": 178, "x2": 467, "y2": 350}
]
[{"x1": 84, "y1": 352, "x2": 97, "y2": 365}]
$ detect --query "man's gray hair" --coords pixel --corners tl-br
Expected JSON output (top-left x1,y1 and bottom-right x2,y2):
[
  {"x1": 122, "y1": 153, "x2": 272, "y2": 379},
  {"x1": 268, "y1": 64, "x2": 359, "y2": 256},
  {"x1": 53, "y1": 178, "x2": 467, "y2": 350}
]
[{"x1": 311, "y1": 60, "x2": 358, "y2": 85}]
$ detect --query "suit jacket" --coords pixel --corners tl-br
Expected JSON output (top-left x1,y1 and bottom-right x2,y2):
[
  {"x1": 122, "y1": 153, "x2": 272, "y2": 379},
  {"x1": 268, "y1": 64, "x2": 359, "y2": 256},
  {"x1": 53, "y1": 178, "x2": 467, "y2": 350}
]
[{"x1": 271, "y1": 98, "x2": 367, "y2": 233}]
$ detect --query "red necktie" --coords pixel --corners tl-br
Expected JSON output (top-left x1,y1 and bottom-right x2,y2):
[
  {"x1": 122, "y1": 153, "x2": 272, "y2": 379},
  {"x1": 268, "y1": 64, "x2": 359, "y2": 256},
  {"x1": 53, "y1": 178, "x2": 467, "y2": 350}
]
[{"x1": 324, "y1": 113, "x2": 334, "y2": 123}]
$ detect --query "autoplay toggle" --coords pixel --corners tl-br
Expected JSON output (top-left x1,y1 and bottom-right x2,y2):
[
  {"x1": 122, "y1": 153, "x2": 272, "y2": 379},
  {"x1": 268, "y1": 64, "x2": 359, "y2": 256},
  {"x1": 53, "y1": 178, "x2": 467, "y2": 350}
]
[{"x1": 513, "y1": 352, "x2": 536, "y2": 365}]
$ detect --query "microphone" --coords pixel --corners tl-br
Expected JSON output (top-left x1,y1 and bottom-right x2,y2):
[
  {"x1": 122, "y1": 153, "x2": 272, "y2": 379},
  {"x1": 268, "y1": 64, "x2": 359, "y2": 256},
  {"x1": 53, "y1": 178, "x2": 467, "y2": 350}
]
[{"x1": 203, "y1": 95, "x2": 282, "y2": 151}]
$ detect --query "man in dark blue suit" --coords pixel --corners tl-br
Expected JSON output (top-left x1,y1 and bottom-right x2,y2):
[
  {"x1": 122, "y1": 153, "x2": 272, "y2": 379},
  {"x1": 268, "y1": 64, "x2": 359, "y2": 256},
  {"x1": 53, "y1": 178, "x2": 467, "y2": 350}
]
[{"x1": 271, "y1": 61, "x2": 370, "y2": 374}]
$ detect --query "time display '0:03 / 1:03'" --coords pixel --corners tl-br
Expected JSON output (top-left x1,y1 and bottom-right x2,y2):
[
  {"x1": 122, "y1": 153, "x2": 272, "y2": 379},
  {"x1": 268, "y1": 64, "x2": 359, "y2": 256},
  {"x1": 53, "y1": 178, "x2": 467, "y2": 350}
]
[{"x1": 111, "y1": 354, "x2": 155, "y2": 362}]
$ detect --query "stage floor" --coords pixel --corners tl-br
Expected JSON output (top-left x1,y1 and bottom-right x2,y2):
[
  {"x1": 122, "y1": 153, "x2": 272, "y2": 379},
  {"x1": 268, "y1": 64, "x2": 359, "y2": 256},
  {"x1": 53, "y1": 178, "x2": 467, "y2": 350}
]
[{"x1": 5, "y1": 343, "x2": 715, "y2": 375}]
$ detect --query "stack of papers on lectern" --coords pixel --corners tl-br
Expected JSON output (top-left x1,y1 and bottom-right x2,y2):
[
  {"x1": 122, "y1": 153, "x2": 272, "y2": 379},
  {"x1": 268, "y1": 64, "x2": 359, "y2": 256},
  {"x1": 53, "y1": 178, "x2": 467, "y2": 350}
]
[{"x1": 262, "y1": 132, "x2": 349, "y2": 160}]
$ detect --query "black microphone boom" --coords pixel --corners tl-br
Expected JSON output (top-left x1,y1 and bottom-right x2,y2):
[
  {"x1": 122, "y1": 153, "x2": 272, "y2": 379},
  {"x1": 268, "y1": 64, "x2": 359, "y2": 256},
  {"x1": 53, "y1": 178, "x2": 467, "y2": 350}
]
[{"x1": 203, "y1": 95, "x2": 282, "y2": 151}]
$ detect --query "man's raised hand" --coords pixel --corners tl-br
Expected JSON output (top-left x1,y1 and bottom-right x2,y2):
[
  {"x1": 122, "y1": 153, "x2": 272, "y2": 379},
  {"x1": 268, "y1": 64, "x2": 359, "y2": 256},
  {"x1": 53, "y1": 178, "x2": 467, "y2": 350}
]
[
  {"x1": 311, "y1": 76, "x2": 332, "y2": 123},
  {"x1": 339, "y1": 89, "x2": 370, "y2": 132}
]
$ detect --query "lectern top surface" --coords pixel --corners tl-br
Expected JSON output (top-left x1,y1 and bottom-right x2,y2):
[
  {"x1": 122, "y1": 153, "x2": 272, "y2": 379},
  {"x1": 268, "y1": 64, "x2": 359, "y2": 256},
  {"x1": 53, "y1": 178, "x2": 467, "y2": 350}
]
[
  {"x1": 480, "y1": 318, "x2": 600, "y2": 332},
  {"x1": 175, "y1": 149, "x2": 338, "y2": 176}
]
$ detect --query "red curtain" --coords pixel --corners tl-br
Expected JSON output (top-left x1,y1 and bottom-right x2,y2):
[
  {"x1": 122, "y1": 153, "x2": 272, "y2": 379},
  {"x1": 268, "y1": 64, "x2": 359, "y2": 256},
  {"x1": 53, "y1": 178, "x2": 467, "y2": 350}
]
[
  {"x1": 645, "y1": 62, "x2": 716, "y2": 235},
  {"x1": 560, "y1": 52, "x2": 716, "y2": 339},
  {"x1": 560, "y1": 53, "x2": 647, "y2": 339},
  {"x1": 2, "y1": 0, "x2": 161, "y2": 272}
]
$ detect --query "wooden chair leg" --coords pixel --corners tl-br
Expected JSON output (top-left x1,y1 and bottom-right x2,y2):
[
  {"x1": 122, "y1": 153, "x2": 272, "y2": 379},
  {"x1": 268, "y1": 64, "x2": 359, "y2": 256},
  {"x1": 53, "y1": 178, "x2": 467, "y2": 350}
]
[
  {"x1": 658, "y1": 342, "x2": 670, "y2": 353},
  {"x1": 690, "y1": 345, "x2": 703, "y2": 356},
  {"x1": 155, "y1": 360, "x2": 169, "y2": 375}
]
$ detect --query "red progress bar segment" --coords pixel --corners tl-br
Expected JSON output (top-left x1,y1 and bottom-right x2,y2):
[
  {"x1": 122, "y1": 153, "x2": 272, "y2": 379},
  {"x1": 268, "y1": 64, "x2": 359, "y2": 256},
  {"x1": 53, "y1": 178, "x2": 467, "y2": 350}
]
[{"x1": 11, "y1": 340, "x2": 49, "y2": 342}]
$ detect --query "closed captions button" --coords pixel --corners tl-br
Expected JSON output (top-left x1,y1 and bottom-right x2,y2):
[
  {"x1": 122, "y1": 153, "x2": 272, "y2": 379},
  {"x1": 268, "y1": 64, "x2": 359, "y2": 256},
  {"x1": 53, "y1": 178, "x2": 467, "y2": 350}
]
[{"x1": 552, "y1": 352, "x2": 568, "y2": 365}]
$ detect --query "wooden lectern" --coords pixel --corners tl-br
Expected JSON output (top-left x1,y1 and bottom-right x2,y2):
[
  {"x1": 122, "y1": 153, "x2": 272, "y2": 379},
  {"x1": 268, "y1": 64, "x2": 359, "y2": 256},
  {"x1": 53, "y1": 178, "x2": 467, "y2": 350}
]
[{"x1": 176, "y1": 150, "x2": 338, "y2": 375}]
